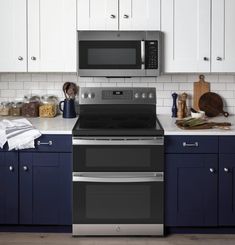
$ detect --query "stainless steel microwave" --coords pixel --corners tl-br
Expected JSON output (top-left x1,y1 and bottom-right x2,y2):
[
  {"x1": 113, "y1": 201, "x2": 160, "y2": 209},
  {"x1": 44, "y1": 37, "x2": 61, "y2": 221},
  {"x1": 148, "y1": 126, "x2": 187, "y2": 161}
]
[{"x1": 78, "y1": 31, "x2": 161, "y2": 77}]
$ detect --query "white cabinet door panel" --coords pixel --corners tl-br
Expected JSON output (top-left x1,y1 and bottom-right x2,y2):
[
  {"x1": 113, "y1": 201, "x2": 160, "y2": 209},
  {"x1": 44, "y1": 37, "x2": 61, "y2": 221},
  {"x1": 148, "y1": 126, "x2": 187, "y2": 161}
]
[
  {"x1": 28, "y1": 0, "x2": 77, "y2": 72},
  {"x1": 77, "y1": 0, "x2": 118, "y2": 30},
  {"x1": 212, "y1": 0, "x2": 235, "y2": 72},
  {"x1": 119, "y1": 0, "x2": 160, "y2": 30},
  {"x1": 162, "y1": 0, "x2": 211, "y2": 73},
  {"x1": 0, "y1": 0, "x2": 27, "y2": 72}
]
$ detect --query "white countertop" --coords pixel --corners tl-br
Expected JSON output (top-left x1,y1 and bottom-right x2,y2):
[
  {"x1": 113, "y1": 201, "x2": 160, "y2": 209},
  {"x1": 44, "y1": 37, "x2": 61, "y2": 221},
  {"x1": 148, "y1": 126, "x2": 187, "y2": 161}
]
[
  {"x1": 1, "y1": 114, "x2": 235, "y2": 135},
  {"x1": 0, "y1": 115, "x2": 78, "y2": 135},
  {"x1": 158, "y1": 114, "x2": 235, "y2": 135}
]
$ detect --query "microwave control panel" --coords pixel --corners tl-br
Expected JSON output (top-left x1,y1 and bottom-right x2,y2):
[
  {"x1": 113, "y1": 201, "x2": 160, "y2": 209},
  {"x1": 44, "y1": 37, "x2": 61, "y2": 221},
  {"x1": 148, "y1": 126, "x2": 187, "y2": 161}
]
[{"x1": 145, "y1": 41, "x2": 158, "y2": 69}]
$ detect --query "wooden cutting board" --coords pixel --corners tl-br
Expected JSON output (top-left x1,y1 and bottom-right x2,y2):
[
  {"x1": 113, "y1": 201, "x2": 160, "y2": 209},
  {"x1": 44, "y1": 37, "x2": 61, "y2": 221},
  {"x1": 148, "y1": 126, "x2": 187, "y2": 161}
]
[
  {"x1": 199, "y1": 92, "x2": 229, "y2": 117},
  {"x1": 193, "y1": 75, "x2": 210, "y2": 111}
]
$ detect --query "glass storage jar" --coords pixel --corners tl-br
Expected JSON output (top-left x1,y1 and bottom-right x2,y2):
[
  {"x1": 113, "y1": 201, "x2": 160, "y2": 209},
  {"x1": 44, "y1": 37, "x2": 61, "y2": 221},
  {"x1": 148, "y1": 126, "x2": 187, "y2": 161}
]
[
  {"x1": 22, "y1": 95, "x2": 40, "y2": 117},
  {"x1": 0, "y1": 102, "x2": 11, "y2": 116},
  {"x1": 10, "y1": 101, "x2": 23, "y2": 116},
  {"x1": 39, "y1": 95, "x2": 58, "y2": 118}
]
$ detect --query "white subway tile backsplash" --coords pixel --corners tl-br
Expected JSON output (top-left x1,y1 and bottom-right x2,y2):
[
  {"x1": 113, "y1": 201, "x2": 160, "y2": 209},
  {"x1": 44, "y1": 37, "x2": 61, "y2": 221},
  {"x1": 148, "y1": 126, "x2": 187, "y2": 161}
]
[
  {"x1": 9, "y1": 81, "x2": 24, "y2": 90},
  {"x1": 32, "y1": 73, "x2": 47, "y2": 82},
  {"x1": 0, "y1": 73, "x2": 235, "y2": 114}
]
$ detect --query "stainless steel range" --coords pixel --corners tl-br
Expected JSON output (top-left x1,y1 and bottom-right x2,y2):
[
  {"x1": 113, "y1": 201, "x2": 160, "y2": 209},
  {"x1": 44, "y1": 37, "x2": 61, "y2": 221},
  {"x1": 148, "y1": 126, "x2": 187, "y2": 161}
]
[{"x1": 72, "y1": 87, "x2": 164, "y2": 236}]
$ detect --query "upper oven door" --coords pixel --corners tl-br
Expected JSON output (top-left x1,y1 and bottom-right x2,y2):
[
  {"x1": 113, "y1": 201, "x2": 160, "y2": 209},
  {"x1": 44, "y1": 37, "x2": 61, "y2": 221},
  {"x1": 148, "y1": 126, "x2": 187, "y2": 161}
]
[
  {"x1": 73, "y1": 137, "x2": 164, "y2": 172},
  {"x1": 79, "y1": 40, "x2": 142, "y2": 70}
]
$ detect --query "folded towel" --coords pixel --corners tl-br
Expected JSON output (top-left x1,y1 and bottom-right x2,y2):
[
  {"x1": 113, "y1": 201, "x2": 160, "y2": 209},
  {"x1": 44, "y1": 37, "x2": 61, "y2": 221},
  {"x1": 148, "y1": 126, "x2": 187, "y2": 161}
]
[{"x1": 0, "y1": 118, "x2": 41, "y2": 150}]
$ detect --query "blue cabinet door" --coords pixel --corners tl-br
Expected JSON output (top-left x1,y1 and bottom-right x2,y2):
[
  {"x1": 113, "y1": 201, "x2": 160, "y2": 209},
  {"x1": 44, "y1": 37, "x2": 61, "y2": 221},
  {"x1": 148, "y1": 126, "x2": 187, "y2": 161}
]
[
  {"x1": 165, "y1": 154, "x2": 218, "y2": 227},
  {"x1": 219, "y1": 154, "x2": 235, "y2": 225},
  {"x1": 19, "y1": 152, "x2": 72, "y2": 225},
  {"x1": 0, "y1": 152, "x2": 18, "y2": 224}
]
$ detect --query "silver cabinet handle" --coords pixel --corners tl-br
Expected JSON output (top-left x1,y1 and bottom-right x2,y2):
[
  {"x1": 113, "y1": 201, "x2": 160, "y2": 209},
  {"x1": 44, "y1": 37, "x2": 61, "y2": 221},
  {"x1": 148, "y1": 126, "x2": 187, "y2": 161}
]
[
  {"x1": 110, "y1": 14, "x2": 116, "y2": 19},
  {"x1": 203, "y1": 57, "x2": 209, "y2": 61},
  {"x1": 23, "y1": 166, "x2": 28, "y2": 171},
  {"x1": 182, "y1": 142, "x2": 199, "y2": 147},
  {"x1": 224, "y1": 168, "x2": 229, "y2": 173},
  {"x1": 216, "y1": 57, "x2": 222, "y2": 61},
  {"x1": 209, "y1": 168, "x2": 215, "y2": 173},
  {"x1": 31, "y1": 56, "x2": 36, "y2": 61},
  {"x1": 9, "y1": 166, "x2": 14, "y2": 171},
  {"x1": 18, "y1": 56, "x2": 23, "y2": 61},
  {"x1": 37, "y1": 140, "x2": 53, "y2": 146},
  {"x1": 123, "y1": 14, "x2": 129, "y2": 19}
]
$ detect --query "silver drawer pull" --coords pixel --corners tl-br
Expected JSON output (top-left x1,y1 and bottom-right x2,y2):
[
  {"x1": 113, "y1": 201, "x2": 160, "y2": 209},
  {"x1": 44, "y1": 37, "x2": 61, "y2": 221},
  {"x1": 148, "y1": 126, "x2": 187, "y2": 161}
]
[
  {"x1": 183, "y1": 142, "x2": 199, "y2": 147},
  {"x1": 37, "y1": 140, "x2": 53, "y2": 146},
  {"x1": 224, "y1": 168, "x2": 229, "y2": 173},
  {"x1": 210, "y1": 168, "x2": 215, "y2": 173}
]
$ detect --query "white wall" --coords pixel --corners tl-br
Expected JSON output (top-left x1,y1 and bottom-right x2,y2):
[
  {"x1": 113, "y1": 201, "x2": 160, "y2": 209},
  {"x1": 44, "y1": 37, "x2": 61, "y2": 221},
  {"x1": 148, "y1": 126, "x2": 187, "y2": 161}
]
[{"x1": 0, "y1": 73, "x2": 234, "y2": 115}]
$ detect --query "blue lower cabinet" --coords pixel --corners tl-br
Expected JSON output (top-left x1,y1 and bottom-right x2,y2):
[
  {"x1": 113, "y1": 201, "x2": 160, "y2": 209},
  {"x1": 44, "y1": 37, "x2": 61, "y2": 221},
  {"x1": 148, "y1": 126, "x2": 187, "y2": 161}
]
[
  {"x1": 0, "y1": 152, "x2": 18, "y2": 224},
  {"x1": 165, "y1": 154, "x2": 218, "y2": 227},
  {"x1": 19, "y1": 152, "x2": 72, "y2": 225},
  {"x1": 219, "y1": 154, "x2": 235, "y2": 226}
]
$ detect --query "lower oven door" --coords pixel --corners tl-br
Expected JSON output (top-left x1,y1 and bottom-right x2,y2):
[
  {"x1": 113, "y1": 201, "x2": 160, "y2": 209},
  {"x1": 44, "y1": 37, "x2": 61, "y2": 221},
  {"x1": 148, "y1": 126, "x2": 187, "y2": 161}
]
[{"x1": 72, "y1": 172, "x2": 164, "y2": 236}]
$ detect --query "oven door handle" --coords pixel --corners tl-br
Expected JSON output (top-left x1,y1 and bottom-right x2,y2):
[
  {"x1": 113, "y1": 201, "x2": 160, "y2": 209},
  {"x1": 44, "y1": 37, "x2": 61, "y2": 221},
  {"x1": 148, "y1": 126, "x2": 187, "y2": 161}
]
[
  {"x1": 73, "y1": 175, "x2": 163, "y2": 183},
  {"x1": 72, "y1": 137, "x2": 164, "y2": 146},
  {"x1": 141, "y1": 40, "x2": 145, "y2": 70}
]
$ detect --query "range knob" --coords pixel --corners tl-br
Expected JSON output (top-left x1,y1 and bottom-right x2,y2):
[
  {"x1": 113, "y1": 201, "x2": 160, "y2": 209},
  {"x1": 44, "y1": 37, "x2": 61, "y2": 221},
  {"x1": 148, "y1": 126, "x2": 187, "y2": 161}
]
[
  {"x1": 81, "y1": 93, "x2": 88, "y2": 99},
  {"x1": 142, "y1": 93, "x2": 146, "y2": 99},
  {"x1": 88, "y1": 93, "x2": 95, "y2": 99},
  {"x1": 148, "y1": 93, "x2": 154, "y2": 99},
  {"x1": 134, "y1": 93, "x2": 139, "y2": 99}
]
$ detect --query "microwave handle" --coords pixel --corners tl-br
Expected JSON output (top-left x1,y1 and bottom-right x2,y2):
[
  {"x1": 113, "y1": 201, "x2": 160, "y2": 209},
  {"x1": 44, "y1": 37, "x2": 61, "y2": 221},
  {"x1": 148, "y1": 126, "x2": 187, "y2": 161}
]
[{"x1": 141, "y1": 41, "x2": 145, "y2": 70}]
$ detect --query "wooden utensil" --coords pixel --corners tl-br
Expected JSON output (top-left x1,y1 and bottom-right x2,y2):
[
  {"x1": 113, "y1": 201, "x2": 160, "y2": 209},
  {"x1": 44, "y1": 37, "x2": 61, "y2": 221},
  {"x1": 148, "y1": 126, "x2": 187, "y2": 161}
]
[
  {"x1": 199, "y1": 92, "x2": 229, "y2": 117},
  {"x1": 193, "y1": 75, "x2": 210, "y2": 111}
]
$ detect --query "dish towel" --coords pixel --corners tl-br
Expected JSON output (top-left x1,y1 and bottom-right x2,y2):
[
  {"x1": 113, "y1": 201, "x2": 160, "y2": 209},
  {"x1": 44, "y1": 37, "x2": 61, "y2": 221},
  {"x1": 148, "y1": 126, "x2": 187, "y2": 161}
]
[{"x1": 0, "y1": 118, "x2": 41, "y2": 150}]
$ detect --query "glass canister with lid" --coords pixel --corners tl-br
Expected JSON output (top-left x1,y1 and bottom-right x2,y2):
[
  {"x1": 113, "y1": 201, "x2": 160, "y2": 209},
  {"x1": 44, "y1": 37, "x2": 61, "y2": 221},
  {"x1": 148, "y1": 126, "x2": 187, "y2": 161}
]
[
  {"x1": 10, "y1": 100, "x2": 23, "y2": 116},
  {"x1": 22, "y1": 95, "x2": 40, "y2": 117},
  {"x1": 39, "y1": 95, "x2": 58, "y2": 118},
  {"x1": 0, "y1": 102, "x2": 11, "y2": 116}
]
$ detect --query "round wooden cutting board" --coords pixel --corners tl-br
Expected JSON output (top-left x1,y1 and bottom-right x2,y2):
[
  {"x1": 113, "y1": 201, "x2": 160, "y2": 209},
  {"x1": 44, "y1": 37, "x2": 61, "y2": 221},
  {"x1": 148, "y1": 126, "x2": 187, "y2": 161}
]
[{"x1": 199, "y1": 92, "x2": 229, "y2": 117}]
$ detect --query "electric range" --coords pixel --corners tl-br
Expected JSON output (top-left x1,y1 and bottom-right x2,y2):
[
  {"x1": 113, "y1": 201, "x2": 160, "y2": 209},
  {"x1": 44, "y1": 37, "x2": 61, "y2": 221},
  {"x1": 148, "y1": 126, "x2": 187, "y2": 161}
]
[{"x1": 72, "y1": 87, "x2": 164, "y2": 236}]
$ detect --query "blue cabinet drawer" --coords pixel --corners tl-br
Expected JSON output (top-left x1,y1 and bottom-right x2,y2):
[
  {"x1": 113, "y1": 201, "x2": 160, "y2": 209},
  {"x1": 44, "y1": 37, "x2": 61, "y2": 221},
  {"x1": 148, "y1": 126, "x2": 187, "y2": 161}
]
[
  {"x1": 219, "y1": 136, "x2": 235, "y2": 154},
  {"x1": 35, "y1": 135, "x2": 72, "y2": 152},
  {"x1": 23, "y1": 134, "x2": 72, "y2": 152},
  {"x1": 165, "y1": 136, "x2": 218, "y2": 154}
]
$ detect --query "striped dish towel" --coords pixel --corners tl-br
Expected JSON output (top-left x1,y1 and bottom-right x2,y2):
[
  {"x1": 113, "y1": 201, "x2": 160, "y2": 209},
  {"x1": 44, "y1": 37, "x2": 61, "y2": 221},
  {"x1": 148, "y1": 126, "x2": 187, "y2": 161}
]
[{"x1": 0, "y1": 118, "x2": 41, "y2": 150}]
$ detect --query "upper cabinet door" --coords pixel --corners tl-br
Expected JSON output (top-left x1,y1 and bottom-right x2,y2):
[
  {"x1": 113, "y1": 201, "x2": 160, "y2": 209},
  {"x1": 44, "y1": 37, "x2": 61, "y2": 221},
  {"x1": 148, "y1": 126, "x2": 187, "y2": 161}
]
[
  {"x1": 28, "y1": 0, "x2": 77, "y2": 72},
  {"x1": 162, "y1": 0, "x2": 211, "y2": 73},
  {"x1": 0, "y1": 0, "x2": 27, "y2": 72},
  {"x1": 212, "y1": 0, "x2": 235, "y2": 72},
  {"x1": 119, "y1": 0, "x2": 160, "y2": 30},
  {"x1": 77, "y1": 0, "x2": 118, "y2": 30}
]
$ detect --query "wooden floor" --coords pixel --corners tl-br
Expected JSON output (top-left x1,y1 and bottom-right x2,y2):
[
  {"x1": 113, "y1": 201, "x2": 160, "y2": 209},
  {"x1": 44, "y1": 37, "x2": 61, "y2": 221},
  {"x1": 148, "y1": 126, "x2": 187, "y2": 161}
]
[{"x1": 1, "y1": 233, "x2": 235, "y2": 245}]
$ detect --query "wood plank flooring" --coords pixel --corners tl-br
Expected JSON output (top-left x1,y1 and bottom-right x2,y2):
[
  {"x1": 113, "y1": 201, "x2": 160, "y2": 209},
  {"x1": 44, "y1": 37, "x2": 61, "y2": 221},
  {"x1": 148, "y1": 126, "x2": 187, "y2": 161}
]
[{"x1": 1, "y1": 233, "x2": 235, "y2": 245}]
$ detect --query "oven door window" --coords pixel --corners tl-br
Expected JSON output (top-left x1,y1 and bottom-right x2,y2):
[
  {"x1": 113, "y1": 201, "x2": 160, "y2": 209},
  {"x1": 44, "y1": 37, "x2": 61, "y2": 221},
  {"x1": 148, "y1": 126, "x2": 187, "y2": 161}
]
[
  {"x1": 73, "y1": 182, "x2": 163, "y2": 224},
  {"x1": 79, "y1": 41, "x2": 141, "y2": 69},
  {"x1": 73, "y1": 145, "x2": 163, "y2": 172}
]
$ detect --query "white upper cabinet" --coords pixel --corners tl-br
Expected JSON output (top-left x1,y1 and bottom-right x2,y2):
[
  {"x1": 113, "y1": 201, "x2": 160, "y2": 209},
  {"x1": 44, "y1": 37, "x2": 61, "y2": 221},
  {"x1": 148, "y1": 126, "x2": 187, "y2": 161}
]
[
  {"x1": 119, "y1": 0, "x2": 160, "y2": 30},
  {"x1": 212, "y1": 0, "x2": 235, "y2": 72},
  {"x1": 28, "y1": 0, "x2": 77, "y2": 72},
  {"x1": 77, "y1": 0, "x2": 160, "y2": 31},
  {"x1": 162, "y1": 0, "x2": 211, "y2": 73},
  {"x1": 0, "y1": 0, "x2": 27, "y2": 72},
  {"x1": 77, "y1": 0, "x2": 118, "y2": 30}
]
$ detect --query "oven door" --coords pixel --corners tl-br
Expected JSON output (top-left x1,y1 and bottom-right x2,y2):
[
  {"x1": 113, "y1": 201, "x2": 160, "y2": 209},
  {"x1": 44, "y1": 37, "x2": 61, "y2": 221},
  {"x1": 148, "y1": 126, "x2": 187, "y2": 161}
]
[
  {"x1": 72, "y1": 172, "x2": 163, "y2": 236},
  {"x1": 72, "y1": 137, "x2": 164, "y2": 172}
]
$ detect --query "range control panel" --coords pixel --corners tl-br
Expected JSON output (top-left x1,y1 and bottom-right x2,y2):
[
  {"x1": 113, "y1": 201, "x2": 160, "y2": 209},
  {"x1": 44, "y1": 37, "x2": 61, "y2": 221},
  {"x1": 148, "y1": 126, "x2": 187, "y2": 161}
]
[{"x1": 79, "y1": 87, "x2": 156, "y2": 105}]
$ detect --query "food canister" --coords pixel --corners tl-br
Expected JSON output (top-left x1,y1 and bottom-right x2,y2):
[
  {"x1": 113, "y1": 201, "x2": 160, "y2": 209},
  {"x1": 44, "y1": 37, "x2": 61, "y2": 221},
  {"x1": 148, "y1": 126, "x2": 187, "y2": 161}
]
[
  {"x1": 39, "y1": 95, "x2": 58, "y2": 118},
  {"x1": 10, "y1": 101, "x2": 23, "y2": 116},
  {"x1": 0, "y1": 102, "x2": 11, "y2": 116},
  {"x1": 22, "y1": 95, "x2": 40, "y2": 117}
]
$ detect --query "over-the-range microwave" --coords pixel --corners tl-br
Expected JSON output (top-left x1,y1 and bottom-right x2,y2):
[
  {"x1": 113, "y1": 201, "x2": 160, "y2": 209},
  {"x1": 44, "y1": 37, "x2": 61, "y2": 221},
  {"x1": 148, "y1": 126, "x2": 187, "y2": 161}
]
[{"x1": 78, "y1": 31, "x2": 161, "y2": 77}]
